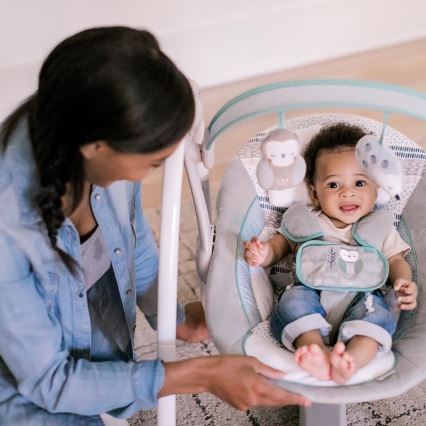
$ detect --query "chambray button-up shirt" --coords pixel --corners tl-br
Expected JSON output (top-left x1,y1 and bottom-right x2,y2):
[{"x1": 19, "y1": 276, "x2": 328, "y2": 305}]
[{"x1": 0, "y1": 119, "x2": 184, "y2": 419}]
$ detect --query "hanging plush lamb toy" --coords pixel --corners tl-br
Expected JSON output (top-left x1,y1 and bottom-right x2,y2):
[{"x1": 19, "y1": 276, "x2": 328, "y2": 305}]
[
  {"x1": 256, "y1": 128, "x2": 306, "y2": 207},
  {"x1": 355, "y1": 134, "x2": 402, "y2": 204}
]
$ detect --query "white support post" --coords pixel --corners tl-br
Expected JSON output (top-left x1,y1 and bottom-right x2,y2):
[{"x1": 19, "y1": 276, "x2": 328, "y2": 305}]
[{"x1": 157, "y1": 140, "x2": 185, "y2": 426}]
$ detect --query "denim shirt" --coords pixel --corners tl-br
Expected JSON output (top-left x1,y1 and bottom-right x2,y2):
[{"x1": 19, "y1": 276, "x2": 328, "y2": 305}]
[{"x1": 0, "y1": 119, "x2": 183, "y2": 417}]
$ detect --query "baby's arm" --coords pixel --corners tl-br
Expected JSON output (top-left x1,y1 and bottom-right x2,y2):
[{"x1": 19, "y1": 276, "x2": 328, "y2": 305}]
[
  {"x1": 244, "y1": 233, "x2": 291, "y2": 267},
  {"x1": 388, "y1": 253, "x2": 417, "y2": 310}
]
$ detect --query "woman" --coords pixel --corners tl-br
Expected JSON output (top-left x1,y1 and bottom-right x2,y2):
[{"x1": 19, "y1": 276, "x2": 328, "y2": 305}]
[{"x1": 0, "y1": 27, "x2": 309, "y2": 425}]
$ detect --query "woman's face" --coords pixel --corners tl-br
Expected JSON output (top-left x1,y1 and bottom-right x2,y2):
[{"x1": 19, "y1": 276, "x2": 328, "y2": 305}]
[{"x1": 80, "y1": 141, "x2": 179, "y2": 186}]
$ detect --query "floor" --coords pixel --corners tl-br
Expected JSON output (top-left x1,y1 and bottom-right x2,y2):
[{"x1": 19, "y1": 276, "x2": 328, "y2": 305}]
[{"x1": 142, "y1": 37, "x2": 426, "y2": 208}]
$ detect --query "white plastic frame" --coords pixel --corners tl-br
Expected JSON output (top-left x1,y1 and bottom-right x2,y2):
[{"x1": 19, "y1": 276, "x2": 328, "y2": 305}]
[{"x1": 156, "y1": 81, "x2": 206, "y2": 426}]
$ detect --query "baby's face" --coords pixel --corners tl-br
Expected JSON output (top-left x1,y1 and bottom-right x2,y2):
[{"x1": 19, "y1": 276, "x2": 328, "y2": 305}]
[{"x1": 311, "y1": 149, "x2": 377, "y2": 229}]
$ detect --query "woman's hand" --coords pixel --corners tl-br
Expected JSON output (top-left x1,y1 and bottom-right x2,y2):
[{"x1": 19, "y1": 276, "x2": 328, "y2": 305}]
[
  {"x1": 176, "y1": 301, "x2": 210, "y2": 342},
  {"x1": 205, "y1": 355, "x2": 310, "y2": 410},
  {"x1": 393, "y1": 278, "x2": 417, "y2": 310},
  {"x1": 159, "y1": 355, "x2": 310, "y2": 410}
]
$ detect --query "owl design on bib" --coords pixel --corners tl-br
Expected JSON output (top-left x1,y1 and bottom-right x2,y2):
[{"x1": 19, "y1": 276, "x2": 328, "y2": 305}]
[
  {"x1": 256, "y1": 129, "x2": 306, "y2": 207},
  {"x1": 338, "y1": 248, "x2": 363, "y2": 277}
]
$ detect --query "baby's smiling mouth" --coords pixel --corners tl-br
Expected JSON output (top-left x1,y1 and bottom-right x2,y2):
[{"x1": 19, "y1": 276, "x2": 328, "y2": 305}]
[{"x1": 340, "y1": 204, "x2": 359, "y2": 213}]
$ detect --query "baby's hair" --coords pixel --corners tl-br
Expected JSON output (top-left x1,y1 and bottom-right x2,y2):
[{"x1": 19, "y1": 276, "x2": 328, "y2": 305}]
[
  {"x1": 0, "y1": 27, "x2": 194, "y2": 273},
  {"x1": 304, "y1": 123, "x2": 366, "y2": 186}
]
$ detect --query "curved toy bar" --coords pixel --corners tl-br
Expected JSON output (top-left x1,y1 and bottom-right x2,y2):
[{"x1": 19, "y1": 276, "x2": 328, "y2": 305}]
[{"x1": 207, "y1": 79, "x2": 426, "y2": 149}]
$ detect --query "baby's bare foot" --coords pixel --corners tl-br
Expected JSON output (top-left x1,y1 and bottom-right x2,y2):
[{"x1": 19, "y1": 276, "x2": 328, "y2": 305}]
[
  {"x1": 294, "y1": 344, "x2": 331, "y2": 380},
  {"x1": 330, "y1": 342, "x2": 357, "y2": 384}
]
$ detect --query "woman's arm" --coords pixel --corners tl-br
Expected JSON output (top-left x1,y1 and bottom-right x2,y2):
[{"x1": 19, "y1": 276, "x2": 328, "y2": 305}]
[
  {"x1": 159, "y1": 355, "x2": 310, "y2": 410},
  {"x1": 0, "y1": 230, "x2": 164, "y2": 416}
]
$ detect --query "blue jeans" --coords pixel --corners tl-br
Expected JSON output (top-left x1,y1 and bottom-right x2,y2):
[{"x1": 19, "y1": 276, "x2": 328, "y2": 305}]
[{"x1": 270, "y1": 284, "x2": 397, "y2": 349}]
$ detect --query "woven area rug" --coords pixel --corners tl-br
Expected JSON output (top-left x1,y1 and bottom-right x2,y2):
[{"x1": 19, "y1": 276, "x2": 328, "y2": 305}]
[{"x1": 129, "y1": 200, "x2": 426, "y2": 426}]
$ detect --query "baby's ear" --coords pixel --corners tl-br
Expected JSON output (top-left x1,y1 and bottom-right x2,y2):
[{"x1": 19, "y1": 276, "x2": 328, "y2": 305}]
[
  {"x1": 308, "y1": 184, "x2": 318, "y2": 203},
  {"x1": 308, "y1": 185, "x2": 320, "y2": 209}
]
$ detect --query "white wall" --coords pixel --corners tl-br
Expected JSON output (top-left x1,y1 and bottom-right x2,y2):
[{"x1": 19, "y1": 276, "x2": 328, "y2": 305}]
[{"x1": 1, "y1": 0, "x2": 426, "y2": 120}]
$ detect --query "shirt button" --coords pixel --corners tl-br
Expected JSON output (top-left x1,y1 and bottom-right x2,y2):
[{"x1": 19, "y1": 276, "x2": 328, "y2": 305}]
[
  {"x1": 78, "y1": 291, "x2": 84, "y2": 298},
  {"x1": 94, "y1": 194, "x2": 101, "y2": 200},
  {"x1": 114, "y1": 248, "x2": 121, "y2": 255},
  {"x1": 126, "y1": 288, "x2": 133, "y2": 295}
]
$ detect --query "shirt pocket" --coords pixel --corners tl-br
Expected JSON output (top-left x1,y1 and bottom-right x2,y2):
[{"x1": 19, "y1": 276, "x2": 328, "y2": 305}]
[{"x1": 38, "y1": 271, "x2": 60, "y2": 317}]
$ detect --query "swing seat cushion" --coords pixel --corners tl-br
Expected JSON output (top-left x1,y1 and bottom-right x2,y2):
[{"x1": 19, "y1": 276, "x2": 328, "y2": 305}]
[{"x1": 205, "y1": 113, "x2": 426, "y2": 401}]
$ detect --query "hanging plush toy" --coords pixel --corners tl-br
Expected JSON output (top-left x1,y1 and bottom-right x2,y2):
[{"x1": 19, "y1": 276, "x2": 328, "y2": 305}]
[
  {"x1": 256, "y1": 128, "x2": 306, "y2": 207},
  {"x1": 355, "y1": 134, "x2": 402, "y2": 204}
]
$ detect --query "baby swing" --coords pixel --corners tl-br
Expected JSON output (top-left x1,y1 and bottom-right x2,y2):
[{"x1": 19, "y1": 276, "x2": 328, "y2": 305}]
[{"x1": 178, "y1": 80, "x2": 426, "y2": 426}]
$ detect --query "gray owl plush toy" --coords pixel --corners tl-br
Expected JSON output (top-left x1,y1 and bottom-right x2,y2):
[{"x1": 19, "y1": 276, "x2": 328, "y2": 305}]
[
  {"x1": 355, "y1": 134, "x2": 402, "y2": 204},
  {"x1": 256, "y1": 128, "x2": 306, "y2": 207}
]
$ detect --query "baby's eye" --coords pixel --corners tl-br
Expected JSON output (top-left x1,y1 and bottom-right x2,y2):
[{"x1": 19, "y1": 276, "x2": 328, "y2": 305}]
[
  {"x1": 355, "y1": 180, "x2": 366, "y2": 187},
  {"x1": 327, "y1": 182, "x2": 339, "y2": 189}
]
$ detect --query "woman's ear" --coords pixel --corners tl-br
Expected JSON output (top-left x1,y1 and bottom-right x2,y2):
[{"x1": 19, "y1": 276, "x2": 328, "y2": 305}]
[{"x1": 80, "y1": 141, "x2": 107, "y2": 160}]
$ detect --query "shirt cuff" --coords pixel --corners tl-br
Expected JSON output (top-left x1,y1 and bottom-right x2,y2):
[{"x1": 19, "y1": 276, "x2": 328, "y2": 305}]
[{"x1": 132, "y1": 359, "x2": 165, "y2": 408}]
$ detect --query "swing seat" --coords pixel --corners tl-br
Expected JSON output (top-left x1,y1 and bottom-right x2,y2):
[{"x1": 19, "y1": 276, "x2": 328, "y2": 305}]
[{"x1": 186, "y1": 80, "x2": 426, "y2": 423}]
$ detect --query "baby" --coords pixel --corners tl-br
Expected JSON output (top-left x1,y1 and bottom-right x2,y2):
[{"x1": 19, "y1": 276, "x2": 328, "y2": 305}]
[{"x1": 244, "y1": 123, "x2": 417, "y2": 384}]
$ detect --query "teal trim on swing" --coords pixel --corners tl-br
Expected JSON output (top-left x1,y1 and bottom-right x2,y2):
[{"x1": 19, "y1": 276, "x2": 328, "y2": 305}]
[
  {"x1": 235, "y1": 196, "x2": 263, "y2": 328},
  {"x1": 206, "y1": 79, "x2": 426, "y2": 149},
  {"x1": 278, "y1": 111, "x2": 285, "y2": 128}
]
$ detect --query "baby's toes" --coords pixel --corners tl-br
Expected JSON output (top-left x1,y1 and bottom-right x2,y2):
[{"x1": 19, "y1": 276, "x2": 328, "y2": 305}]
[
  {"x1": 294, "y1": 346, "x2": 308, "y2": 362},
  {"x1": 333, "y1": 341, "x2": 346, "y2": 355},
  {"x1": 308, "y1": 343, "x2": 321, "y2": 355},
  {"x1": 341, "y1": 351, "x2": 353, "y2": 363}
]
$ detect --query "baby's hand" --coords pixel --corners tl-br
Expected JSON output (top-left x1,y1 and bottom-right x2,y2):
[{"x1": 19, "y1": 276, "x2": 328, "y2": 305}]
[
  {"x1": 244, "y1": 237, "x2": 269, "y2": 267},
  {"x1": 393, "y1": 278, "x2": 417, "y2": 310}
]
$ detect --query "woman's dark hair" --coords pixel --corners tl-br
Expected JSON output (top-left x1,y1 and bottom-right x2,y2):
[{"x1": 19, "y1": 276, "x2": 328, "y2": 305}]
[
  {"x1": 0, "y1": 26, "x2": 195, "y2": 271},
  {"x1": 303, "y1": 123, "x2": 366, "y2": 186}
]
